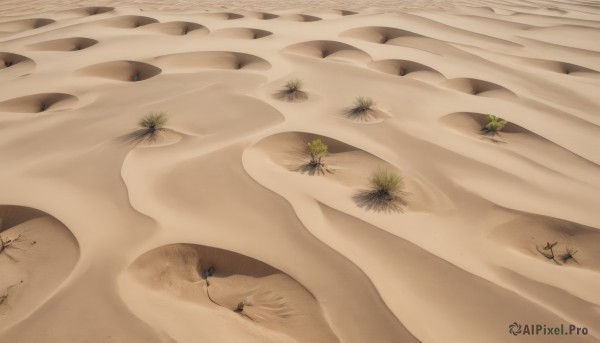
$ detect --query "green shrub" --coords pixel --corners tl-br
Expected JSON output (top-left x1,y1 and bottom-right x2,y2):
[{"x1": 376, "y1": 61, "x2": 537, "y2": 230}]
[
  {"x1": 307, "y1": 138, "x2": 328, "y2": 166},
  {"x1": 483, "y1": 115, "x2": 508, "y2": 134}
]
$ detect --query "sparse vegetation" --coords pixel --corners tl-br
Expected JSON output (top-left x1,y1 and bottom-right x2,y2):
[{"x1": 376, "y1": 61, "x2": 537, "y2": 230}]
[
  {"x1": 0, "y1": 233, "x2": 22, "y2": 255},
  {"x1": 277, "y1": 79, "x2": 308, "y2": 102},
  {"x1": 298, "y1": 138, "x2": 331, "y2": 175},
  {"x1": 559, "y1": 247, "x2": 578, "y2": 264},
  {"x1": 351, "y1": 97, "x2": 375, "y2": 114},
  {"x1": 234, "y1": 296, "x2": 254, "y2": 313},
  {"x1": 345, "y1": 96, "x2": 379, "y2": 121},
  {"x1": 140, "y1": 112, "x2": 167, "y2": 138},
  {"x1": 353, "y1": 168, "x2": 408, "y2": 212},
  {"x1": 482, "y1": 115, "x2": 508, "y2": 135},
  {"x1": 536, "y1": 241, "x2": 559, "y2": 264},
  {"x1": 122, "y1": 112, "x2": 168, "y2": 144},
  {"x1": 536, "y1": 242, "x2": 579, "y2": 265},
  {"x1": 307, "y1": 138, "x2": 328, "y2": 168}
]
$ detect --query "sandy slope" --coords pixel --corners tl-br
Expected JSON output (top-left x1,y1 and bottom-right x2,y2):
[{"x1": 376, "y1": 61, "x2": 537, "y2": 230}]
[{"x1": 0, "y1": 0, "x2": 599, "y2": 342}]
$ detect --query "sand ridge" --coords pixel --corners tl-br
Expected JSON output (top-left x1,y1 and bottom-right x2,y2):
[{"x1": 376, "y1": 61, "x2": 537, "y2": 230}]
[{"x1": 0, "y1": 0, "x2": 599, "y2": 342}]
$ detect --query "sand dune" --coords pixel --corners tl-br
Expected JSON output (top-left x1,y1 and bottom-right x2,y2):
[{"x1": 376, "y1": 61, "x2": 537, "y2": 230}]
[{"x1": 0, "y1": 0, "x2": 599, "y2": 342}]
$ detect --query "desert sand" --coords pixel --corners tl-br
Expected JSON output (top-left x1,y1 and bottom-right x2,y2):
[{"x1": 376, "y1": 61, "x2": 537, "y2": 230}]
[{"x1": 0, "y1": 0, "x2": 599, "y2": 342}]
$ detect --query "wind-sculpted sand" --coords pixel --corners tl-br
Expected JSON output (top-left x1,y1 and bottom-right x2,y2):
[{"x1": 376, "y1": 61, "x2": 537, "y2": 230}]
[{"x1": 0, "y1": 0, "x2": 599, "y2": 342}]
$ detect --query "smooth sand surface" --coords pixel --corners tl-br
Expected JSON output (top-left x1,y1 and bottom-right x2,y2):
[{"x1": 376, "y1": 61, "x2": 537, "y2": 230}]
[{"x1": 1, "y1": 0, "x2": 599, "y2": 342}]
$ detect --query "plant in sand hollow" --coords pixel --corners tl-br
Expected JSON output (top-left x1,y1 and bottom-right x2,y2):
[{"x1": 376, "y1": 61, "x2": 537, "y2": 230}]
[
  {"x1": 558, "y1": 247, "x2": 578, "y2": 264},
  {"x1": 307, "y1": 138, "x2": 328, "y2": 168},
  {"x1": 353, "y1": 167, "x2": 408, "y2": 212},
  {"x1": 351, "y1": 96, "x2": 375, "y2": 115},
  {"x1": 482, "y1": 115, "x2": 508, "y2": 135},
  {"x1": 138, "y1": 112, "x2": 167, "y2": 141},
  {"x1": 234, "y1": 295, "x2": 254, "y2": 313},
  {"x1": 278, "y1": 78, "x2": 307, "y2": 102},
  {"x1": 0, "y1": 233, "x2": 22, "y2": 255},
  {"x1": 536, "y1": 241, "x2": 560, "y2": 264}
]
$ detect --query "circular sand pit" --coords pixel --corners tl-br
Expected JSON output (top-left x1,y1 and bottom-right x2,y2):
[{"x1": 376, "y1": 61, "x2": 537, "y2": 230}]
[
  {"x1": 0, "y1": 205, "x2": 79, "y2": 328},
  {"x1": 76, "y1": 60, "x2": 162, "y2": 82},
  {"x1": 99, "y1": 15, "x2": 159, "y2": 29},
  {"x1": 202, "y1": 12, "x2": 244, "y2": 20},
  {"x1": 284, "y1": 40, "x2": 371, "y2": 63},
  {"x1": 153, "y1": 51, "x2": 271, "y2": 71},
  {"x1": 0, "y1": 52, "x2": 35, "y2": 71},
  {"x1": 0, "y1": 93, "x2": 78, "y2": 113},
  {"x1": 142, "y1": 21, "x2": 208, "y2": 36},
  {"x1": 369, "y1": 59, "x2": 445, "y2": 82},
  {"x1": 246, "y1": 12, "x2": 279, "y2": 20},
  {"x1": 341, "y1": 26, "x2": 424, "y2": 44},
  {"x1": 0, "y1": 18, "x2": 55, "y2": 33},
  {"x1": 27, "y1": 37, "x2": 98, "y2": 51},
  {"x1": 211, "y1": 28, "x2": 273, "y2": 39},
  {"x1": 127, "y1": 243, "x2": 338, "y2": 342},
  {"x1": 441, "y1": 78, "x2": 516, "y2": 99}
]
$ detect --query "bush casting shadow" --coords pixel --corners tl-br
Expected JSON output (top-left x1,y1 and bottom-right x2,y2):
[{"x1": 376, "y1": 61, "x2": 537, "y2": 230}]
[
  {"x1": 345, "y1": 97, "x2": 381, "y2": 122},
  {"x1": 353, "y1": 168, "x2": 408, "y2": 213},
  {"x1": 120, "y1": 112, "x2": 168, "y2": 145},
  {"x1": 275, "y1": 79, "x2": 308, "y2": 102}
]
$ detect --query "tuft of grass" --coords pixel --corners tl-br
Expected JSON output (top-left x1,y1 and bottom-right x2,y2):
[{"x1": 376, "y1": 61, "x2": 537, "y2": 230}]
[
  {"x1": 351, "y1": 97, "x2": 375, "y2": 114},
  {"x1": 140, "y1": 112, "x2": 167, "y2": 133},
  {"x1": 353, "y1": 168, "x2": 408, "y2": 212},
  {"x1": 482, "y1": 115, "x2": 508, "y2": 135},
  {"x1": 371, "y1": 167, "x2": 403, "y2": 195},
  {"x1": 285, "y1": 79, "x2": 302, "y2": 92},
  {"x1": 277, "y1": 79, "x2": 308, "y2": 102},
  {"x1": 122, "y1": 112, "x2": 168, "y2": 144}
]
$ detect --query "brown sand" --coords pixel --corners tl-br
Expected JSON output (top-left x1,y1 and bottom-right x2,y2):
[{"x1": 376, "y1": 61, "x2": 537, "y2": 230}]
[{"x1": 0, "y1": 0, "x2": 599, "y2": 342}]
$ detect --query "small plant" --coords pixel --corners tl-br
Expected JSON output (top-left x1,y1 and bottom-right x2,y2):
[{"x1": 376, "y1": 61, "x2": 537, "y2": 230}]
[
  {"x1": 371, "y1": 168, "x2": 403, "y2": 197},
  {"x1": 123, "y1": 112, "x2": 168, "y2": 144},
  {"x1": 482, "y1": 115, "x2": 508, "y2": 135},
  {"x1": 307, "y1": 138, "x2": 328, "y2": 167},
  {"x1": 351, "y1": 97, "x2": 375, "y2": 114},
  {"x1": 535, "y1": 241, "x2": 558, "y2": 263},
  {"x1": 558, "y1": 247, "x2": 578, "y2": 264},
  {"x1": 278, "y1": 79, "x2": 307, "y2": 102},
  {"x1": 0, "y1": 233, "x2": 22, "y2": 255},
  {"x1": 353, "y1": 168, "x2": 408, "y2": 212},
  {"x1": 298, "y1": 138, "x2": 331, "y2": 175},
  {"x1": 234, "y1": 295, "x2": 254, "y2": 313}
]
